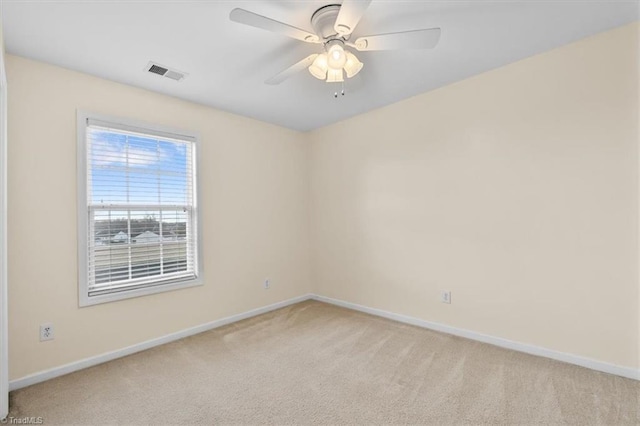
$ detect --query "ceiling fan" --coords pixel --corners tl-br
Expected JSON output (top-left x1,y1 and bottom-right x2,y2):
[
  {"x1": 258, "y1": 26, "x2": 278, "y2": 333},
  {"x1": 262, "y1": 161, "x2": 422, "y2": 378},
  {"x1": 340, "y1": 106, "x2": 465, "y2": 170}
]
[{"x1": 229, "y1": 1, "x2": 441, "y2": 85}]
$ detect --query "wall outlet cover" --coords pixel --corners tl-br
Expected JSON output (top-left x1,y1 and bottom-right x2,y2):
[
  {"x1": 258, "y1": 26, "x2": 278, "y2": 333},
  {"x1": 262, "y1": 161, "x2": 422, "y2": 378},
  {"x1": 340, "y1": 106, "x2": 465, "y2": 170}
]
[{"x1": 40, "y1": 323, "x2": 54, "y2": 341}]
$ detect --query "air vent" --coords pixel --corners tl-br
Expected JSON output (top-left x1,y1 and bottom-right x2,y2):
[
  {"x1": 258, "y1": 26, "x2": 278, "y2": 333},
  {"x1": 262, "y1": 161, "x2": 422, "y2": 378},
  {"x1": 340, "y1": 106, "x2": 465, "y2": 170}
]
[
  {"x1": 145, "y1": 62, "x2": 188, "y2": 82},
  {"x1": 148, "y1": 64, "x2": 168, "y2": 76},
  {"x1": 164, "y1": 70, "x2": 185, "y2": 81}
]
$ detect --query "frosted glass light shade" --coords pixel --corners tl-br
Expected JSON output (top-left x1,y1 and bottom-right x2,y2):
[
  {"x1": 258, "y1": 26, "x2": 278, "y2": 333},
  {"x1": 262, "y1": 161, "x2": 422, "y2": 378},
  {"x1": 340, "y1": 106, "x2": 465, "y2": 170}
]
[
  {"x1": 308, "y1": 54, "x2": 328, "y2": 80},
  {"x1": 344, "y1": 51, "x2": 364, "y2": 78},
  {"x1": 327, "y1": 42, "x2": 347, "y2": 70},
  {"x1": 326, "y1": 68, "x2": 344, "y2": 83}
]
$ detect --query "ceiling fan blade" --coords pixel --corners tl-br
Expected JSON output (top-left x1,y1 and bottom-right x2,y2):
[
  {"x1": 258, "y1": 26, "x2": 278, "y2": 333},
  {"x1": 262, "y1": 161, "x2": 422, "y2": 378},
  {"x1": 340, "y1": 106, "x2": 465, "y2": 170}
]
[
  {"x1": 334, "y1": 0, "x2": 372, "y2": 36},
  {"x1": 230, "y1": 8, "x2": 320, "y2": 43},
  {"x1": 265, "y1": 54, "x2": 319, "y2": 85},
  {"x1": 353, "y1": 28, "x2": 441, "y2": 51}
]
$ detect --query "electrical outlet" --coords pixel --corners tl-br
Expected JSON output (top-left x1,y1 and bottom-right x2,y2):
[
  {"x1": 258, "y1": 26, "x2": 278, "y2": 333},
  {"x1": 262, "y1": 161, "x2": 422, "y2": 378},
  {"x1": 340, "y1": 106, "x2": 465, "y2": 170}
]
[
  {"x1": 264, "y1": 279, "x2": 270, "y2": 290},
  {"x1": 441, "y1": 291, "x2": 451, "y2": 304},
  {"x1": 40, "y1": 323, "x2": 54, "y2": 341}
]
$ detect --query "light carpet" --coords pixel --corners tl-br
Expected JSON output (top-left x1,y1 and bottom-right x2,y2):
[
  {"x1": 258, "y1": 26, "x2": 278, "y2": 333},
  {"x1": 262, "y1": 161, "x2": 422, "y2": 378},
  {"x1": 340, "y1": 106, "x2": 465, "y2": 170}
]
[{"x1": 8, "y1": 300, "x2": 640, "y2": 425}]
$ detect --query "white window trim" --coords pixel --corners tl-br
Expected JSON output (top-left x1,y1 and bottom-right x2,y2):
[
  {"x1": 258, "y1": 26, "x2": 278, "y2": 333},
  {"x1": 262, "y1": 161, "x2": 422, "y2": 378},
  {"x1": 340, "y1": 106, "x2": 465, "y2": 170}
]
[{"x1": 77, "y1": 110, "x2": 203, "y2": 307}]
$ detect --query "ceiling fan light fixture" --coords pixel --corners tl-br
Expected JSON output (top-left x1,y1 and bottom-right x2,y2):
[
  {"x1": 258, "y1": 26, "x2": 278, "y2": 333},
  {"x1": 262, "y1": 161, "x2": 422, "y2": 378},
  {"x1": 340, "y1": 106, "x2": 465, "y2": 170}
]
[
  {"x1": 326, "y1": 40, "x2": 347, "y2": 70},
  {"x1": 229, "y1": 3, "x2": 442, "y2": 87},
  {"x1": 326, "y1": 68, "x2": 344, "y2": 83},
  {"x1": 308, "y1": 53, "x2": 329, "y2": 80},
  {"x1": 343, "y1": 51, "x2": 363, "y2": 78}
]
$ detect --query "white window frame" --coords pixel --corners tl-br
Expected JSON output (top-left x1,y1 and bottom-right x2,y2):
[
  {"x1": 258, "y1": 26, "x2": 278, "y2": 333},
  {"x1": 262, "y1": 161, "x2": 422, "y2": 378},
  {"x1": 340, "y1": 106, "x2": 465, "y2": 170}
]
[{"x1": 77, "y1": 110, "x2": 203, "y2": 307}]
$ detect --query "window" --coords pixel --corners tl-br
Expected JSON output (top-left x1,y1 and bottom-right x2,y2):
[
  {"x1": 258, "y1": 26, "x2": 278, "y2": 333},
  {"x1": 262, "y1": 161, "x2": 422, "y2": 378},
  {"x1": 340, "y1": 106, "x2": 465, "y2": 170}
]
[{"x1": 77, "y1": 111, "x2": 201, "y2": 306}]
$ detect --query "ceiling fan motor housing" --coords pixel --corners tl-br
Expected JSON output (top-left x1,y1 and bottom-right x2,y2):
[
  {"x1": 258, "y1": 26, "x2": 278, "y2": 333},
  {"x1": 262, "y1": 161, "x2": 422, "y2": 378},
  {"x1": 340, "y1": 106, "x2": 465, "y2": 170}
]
[{"x1": 311, "y1": 4, "x2": 344, "y2": 41}]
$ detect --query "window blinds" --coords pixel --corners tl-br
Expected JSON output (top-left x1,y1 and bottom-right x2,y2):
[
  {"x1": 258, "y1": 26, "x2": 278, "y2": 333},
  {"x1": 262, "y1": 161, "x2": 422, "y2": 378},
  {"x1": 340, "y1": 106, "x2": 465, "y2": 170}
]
[{"x1": 84, "y1": 119, "x2": 198, "y2": 297}]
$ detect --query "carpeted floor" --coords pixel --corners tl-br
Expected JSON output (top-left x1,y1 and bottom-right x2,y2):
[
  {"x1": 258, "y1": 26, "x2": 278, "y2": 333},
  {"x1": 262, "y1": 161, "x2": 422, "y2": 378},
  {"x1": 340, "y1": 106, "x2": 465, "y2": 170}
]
[{"x1": 8, "y1": 300, "x2": 640, "y2": 425}]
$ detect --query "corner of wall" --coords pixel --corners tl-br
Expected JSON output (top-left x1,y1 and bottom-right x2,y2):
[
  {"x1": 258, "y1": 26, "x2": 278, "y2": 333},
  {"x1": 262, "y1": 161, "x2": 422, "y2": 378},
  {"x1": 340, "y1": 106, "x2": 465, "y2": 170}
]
[{"x1": 0, "y1": 6, "x2": 9, "y2": 419}]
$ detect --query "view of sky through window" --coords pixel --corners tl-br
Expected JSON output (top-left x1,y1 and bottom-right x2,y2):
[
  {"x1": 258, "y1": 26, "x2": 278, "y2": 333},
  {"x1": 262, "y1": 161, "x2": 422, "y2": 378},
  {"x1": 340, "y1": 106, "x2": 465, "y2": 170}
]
[{"x1": 88, "y1": 128, "x2": 192, "y2": 221}]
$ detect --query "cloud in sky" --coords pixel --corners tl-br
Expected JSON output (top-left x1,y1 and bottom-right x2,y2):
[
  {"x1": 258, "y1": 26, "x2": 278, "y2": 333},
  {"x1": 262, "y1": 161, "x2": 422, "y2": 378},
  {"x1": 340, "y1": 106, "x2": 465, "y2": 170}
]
[
  {"x1": 88, "y1": 129, "x2": 191, "y2": 206},
  {"x1": 90, "y1": 131, "x2": 171, "y2": 168}
]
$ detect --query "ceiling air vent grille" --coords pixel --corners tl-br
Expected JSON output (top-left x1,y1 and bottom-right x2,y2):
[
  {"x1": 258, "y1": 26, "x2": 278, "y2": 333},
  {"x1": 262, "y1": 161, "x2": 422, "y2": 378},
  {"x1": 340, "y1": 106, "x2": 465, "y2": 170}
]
[
  {"x1": 145, "y1": 62, "x2": 187, "y2": 82},
  {"x1": 164, "y1": 70, "x2": 185, "y2": 81},
  {"x1": 148, "y1": 64, "x2": 168, "y2": 76}
]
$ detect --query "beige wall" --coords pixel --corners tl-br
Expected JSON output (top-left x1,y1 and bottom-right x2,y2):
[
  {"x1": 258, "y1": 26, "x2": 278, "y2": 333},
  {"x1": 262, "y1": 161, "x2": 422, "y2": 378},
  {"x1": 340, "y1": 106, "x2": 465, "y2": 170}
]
[
  {"x1": 6, "y1": 22, "x2": 639, "y2": 382},
  {"x1": 6, "y1": 55, "x2": 311, "y2": 380},
  {"x1": 310, "y1": 23, "x2": 639, "y2": 369}
]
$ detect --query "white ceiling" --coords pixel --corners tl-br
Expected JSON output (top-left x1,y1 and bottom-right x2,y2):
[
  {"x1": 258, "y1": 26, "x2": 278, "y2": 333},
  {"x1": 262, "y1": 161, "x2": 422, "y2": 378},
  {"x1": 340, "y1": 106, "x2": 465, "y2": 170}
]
[{"x1": 2, "y1": 1, "x2": 638, "y2": 131}]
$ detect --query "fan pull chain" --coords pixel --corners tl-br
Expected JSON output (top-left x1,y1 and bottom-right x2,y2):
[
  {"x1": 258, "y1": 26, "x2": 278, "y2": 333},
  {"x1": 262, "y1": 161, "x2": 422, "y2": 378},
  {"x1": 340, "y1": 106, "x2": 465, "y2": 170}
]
[{"x1": 333, "y1": 81, "x2": 346, "y2": 99}]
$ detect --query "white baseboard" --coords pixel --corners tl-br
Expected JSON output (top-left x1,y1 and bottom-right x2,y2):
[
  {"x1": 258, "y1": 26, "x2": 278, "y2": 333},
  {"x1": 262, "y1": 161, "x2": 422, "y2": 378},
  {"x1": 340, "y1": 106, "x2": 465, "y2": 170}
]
[
  {"x1": 9, "y1": 294, "x2": 313, "y2": 391},
  {"x1": 311, "y1": 294, "x2": 640, "y2": 381},
  {"x1": 10, "y1": 292, "x2": 638, "y2": 391}
]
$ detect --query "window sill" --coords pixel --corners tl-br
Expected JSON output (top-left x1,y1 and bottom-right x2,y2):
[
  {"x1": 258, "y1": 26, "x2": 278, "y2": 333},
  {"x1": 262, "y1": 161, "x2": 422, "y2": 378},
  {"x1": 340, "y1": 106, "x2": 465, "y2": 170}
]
[{"x1": 79, "y1": 277, "x2": 203, "y2": 307}]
